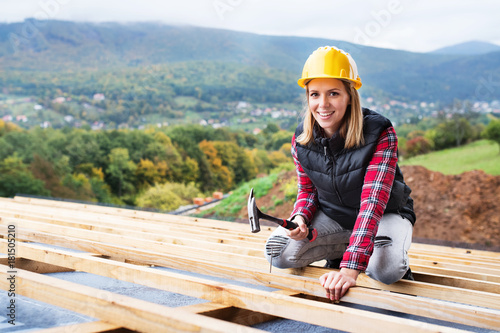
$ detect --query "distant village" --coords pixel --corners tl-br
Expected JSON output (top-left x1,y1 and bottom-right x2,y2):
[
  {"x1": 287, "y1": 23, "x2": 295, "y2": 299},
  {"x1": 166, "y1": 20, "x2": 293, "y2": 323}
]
[{"x1": 1, "y1": 92, "x2": 500, "y2": 132}]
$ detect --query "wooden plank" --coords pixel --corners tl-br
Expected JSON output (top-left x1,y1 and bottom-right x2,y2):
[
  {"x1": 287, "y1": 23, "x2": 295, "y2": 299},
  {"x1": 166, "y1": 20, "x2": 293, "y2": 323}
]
[
  {"x1": 1, "y1": 217, "x2": 267, "y2": 270},
  {"x1": 8, "y1": 228, "x2": 500, "y2": 311},
  {"x1": 409, "y1": 252, "x2": 500, "y2": 268},
  {"x1": 180, "y1": 303, "x2": 278, "y2": 326},
  {"x1": 0, "y1": 264, "x2": 471, "y2": 333},
  {"x1": 6, "y1": 197, "x2": 500, "y2": 262},
  {"x1": 2, "y1": 198, "x2": 496, "y2": 330},
  {"x1": 2, "y1": 218, "x2": 499, "y2": 292},
  {"x1": 6, "y1": 211, "x2": 500, "y2": 280},
  {"x1": 412, "y1": 264, "x2": 500, "y2": 284},
  {"x1": 179, "y1": 292, "x2": 296, "y2": 327},
  {"x1": 410, "y1": 258, "x2": 500, "y2": 277},
  {"x1": 7, "y1": 199, "x2": 500, "y2": 269},
  {"x1": 32, "y1": 321, "x2": 124, "y2": 333},
  {"x1": 413, "y1": 271, "x2": 500, "y2": 293},
  {"x1": 0, "y1": 214, "x2": 261, "y2": 255},
  {"x1": 7, "y1": 197, "x2": 500, "y2": 264},
  {"x1": 0, "y1": 265, "x2": 265, "y2": 333},
  {"x1": 0, "y1": 204, "x2": 266, "y2": 245},
  {"x1": 411, "y1": 242, "x2": 500, "y2": 260},
  {"x1": 10, "y1": 258, "x2": 74, "y2": 274},
  {"x1": 7, "y1": 214, "x2": 500, "y2": 293},
  {"x1": 10, "y1": 196, "x2": 253, "y2": 232},
  {"x1": 4, "y1": 240, "x2": 500, "y2": 331},
  {"x1": 0, "y1": 207, "x2": 263, "y2": 248}
]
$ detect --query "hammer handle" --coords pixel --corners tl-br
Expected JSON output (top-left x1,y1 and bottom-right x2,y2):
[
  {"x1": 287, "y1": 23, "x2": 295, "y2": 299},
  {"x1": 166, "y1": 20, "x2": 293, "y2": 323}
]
[{"x1": 259, "y1": 212, "x2": 318, "y2": 242}]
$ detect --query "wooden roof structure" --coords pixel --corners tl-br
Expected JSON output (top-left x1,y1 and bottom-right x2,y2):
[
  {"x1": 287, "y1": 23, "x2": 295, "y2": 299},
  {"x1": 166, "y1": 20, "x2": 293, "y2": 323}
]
[{"x1": 1, "y1": 196, "x2": 500, "y2": 332}]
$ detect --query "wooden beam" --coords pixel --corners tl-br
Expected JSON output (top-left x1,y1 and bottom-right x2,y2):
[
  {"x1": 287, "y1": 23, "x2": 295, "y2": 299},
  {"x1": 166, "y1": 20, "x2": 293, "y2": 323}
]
[
  {"x1": 1, "y1": 217, "x2": 267, "y2": 270},
  {"x1": 32, "y1": 321, "x2": 124, "y2": 333},
  {"x1": 411, "y1": 242, "x2": 500, "y2": 260},
  {"x1": 0, "y1": 207, "x2": 263, "y2": 248},
  {"x1": 175, "y1": 290, "x2": 295, "y2": 326},
  {"x1": 413, "y1": 271, "x2": 500, "y2": 293},
  {"x1": 11, "y1": 258, "x2": 74, "y2": 274},
  {"x1": 3, "y1": 240, "x2": 500, "y2": 331},
  {"x1": 11, "y1": 214, "x2": 499, "y2": 293},
  {"x1": 10, "y1": 196, "x2": 253, "y2": 233},
  {"x1": 412, "y1": 264, "x2": 500, "y2": 284},
  {"x1": 409, "y1": 252, "x2": 500, "y2": 269},
  {"x1": 6, "y1": 223, "x2": 500, "y2": 311},
  {"x1": 0, "y1": 214, "x2": 262, "y2": 256},
  {"x1": 410, "y1": 258, "x2": 500, "y2": 276},
  {"x1": 3, "y1": 197, "x2": 500, "y2": 331},
  {"x1": 0, "y1": 263, "x2": 472, "y2": 333},
  {"x1": 0, "y1": 265, "x2": 265, "y2": 333}
]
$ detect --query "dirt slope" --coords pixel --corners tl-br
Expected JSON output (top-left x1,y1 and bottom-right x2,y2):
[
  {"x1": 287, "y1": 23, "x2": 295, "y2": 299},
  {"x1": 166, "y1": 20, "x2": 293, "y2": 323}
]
[{"x1": 240, "y1": 166, "x2": 500, "y2": 250}]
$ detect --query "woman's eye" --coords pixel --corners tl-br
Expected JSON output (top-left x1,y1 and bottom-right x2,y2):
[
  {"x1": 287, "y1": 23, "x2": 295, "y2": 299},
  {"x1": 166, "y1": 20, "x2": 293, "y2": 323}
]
[{"x1": 330, "y1": 92, "x2": 339, "y2": 96}]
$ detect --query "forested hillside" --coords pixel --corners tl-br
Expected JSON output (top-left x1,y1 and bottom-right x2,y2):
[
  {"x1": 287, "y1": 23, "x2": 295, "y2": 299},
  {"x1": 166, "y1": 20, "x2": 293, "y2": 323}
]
[
  {"x1": 0, "y1": 120, "x2": 292, "y2": 210},
  {"x1": 1, "y1": 19, "x2": 500, "y2": 212},
  {"x1": 1, "y1": 20, "x2": 500, "y2": 120}
]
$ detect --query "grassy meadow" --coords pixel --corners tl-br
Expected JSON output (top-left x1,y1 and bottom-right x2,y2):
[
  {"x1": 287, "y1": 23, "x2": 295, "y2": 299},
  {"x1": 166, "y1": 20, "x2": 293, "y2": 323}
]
[{"x1": 400, "y1": 140, "x2": 500, "y2": 175}]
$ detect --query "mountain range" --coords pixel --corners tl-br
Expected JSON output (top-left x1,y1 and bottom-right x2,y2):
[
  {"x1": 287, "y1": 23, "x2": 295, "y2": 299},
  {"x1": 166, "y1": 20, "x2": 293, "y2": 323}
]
[
  {"x1": 1, "y1": 19, "x2": 500, "y2": 103},
  {"x1": 431, "y1": 41, "x2": 500, "y2": 55}
]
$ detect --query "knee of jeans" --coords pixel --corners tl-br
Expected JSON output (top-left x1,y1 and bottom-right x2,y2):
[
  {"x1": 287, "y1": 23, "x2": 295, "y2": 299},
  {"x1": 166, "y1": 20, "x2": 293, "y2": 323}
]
[
  {"x1": 373, "y1": 270, "x2": 405, "y2": 285},
  {"x1": 265, "y1": 235, "x2": 299, "y2": 269},
  {"x1": 366, "y1": 262, "x2": 409, "y2": 284}
]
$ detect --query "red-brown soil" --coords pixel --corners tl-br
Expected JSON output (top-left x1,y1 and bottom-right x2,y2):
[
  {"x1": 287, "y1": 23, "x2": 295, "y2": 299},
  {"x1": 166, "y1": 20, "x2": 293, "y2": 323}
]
[{"x1": 238, "y1": 166, "x2": 500, "y2": 251}]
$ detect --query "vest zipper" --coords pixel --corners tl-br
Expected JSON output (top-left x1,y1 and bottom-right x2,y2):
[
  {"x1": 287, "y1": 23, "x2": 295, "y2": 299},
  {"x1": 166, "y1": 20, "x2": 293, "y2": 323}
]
[{"x1": 324, "y1": 144, "x2": 344, "y2": 206}]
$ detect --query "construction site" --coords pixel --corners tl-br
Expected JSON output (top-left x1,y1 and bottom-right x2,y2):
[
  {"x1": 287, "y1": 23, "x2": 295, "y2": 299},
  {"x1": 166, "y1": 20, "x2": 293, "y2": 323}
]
[{"x1": 1, "y1": 193, "x2": 500, "y2": 332}]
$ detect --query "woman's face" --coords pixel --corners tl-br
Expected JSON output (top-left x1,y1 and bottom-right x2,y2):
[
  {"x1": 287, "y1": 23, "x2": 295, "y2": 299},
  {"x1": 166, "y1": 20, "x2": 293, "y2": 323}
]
[{"x1": 307, "y1": 78, "x2": 351, "y2": 137}]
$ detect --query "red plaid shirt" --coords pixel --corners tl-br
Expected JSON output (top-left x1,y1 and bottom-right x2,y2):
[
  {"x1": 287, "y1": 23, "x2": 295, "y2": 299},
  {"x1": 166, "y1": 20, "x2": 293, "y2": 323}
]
[{"x1": 290, "y1": 127, "x2": 398, "y2": 271}]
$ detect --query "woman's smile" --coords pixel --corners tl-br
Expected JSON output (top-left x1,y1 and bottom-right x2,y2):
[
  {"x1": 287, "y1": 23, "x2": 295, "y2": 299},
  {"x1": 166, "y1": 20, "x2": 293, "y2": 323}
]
[{"x1": 307, "y1": 78, "x2": 350, "y2": 137}]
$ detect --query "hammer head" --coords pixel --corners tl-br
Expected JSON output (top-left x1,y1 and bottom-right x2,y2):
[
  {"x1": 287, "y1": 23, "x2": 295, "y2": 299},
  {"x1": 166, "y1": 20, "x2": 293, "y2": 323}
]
[{"x1": 248, "y1": 188, "x2": 260, "y2": 233}]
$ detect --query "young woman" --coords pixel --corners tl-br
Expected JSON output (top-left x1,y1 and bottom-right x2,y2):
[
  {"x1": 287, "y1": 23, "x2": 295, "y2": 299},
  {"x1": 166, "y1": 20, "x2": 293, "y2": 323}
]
[{"x1": 264, "y1": 46, "x2": 416, "y2": 302}]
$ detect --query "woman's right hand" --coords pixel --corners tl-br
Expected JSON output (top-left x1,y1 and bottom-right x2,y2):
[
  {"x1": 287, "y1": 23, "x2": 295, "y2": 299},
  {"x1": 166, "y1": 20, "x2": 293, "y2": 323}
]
[{"x1": 287, "y1": 215, "x2": 309, "y2": 241}]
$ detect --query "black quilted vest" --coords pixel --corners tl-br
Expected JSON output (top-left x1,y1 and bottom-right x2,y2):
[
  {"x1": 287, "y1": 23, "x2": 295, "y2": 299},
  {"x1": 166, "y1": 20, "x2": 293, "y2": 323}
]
[{"x1": 295, "y1": 108, "x2": 416, "y2": 229}]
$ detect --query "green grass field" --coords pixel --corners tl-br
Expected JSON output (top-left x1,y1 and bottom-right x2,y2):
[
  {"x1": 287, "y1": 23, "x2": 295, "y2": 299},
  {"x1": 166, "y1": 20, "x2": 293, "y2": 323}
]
[{"x1": 400, "y1": 140, "x2": 500, "y2": 175}]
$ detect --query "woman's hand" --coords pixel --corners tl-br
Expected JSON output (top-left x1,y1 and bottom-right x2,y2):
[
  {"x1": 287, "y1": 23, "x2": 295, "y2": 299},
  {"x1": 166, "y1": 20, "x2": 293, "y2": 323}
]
[
  {"x1": 287, "y1": 215, "x2": 309, "y2": 241},
  {"x1": 319, "y1": 268, "x2": 359, "y2": 302}
]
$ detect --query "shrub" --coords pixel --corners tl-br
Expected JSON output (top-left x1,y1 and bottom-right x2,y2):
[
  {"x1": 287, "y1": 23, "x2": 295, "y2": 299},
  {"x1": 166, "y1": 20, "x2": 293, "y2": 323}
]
[
  {"x1": 406, "y1": 136, "x2": 433, "y2": 157},
  {"x1": 135, "y1": 182, "x2": 201, "y2": 212}
]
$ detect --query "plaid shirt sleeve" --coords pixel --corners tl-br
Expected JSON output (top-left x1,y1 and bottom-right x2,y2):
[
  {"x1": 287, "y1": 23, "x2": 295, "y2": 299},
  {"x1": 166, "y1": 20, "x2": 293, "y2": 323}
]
[
  {"x1": 289, "y1": 134, "x2": 319, "y2": 223},
  {"x1": 341, "y1": 127, "x2": 398, "y2": 271}
]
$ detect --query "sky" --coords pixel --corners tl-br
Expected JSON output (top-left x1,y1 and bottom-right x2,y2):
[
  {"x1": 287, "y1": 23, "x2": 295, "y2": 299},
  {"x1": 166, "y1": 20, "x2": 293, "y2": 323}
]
[{"x1": 0, "y1": 0, "x2": 499, "y2": 53}]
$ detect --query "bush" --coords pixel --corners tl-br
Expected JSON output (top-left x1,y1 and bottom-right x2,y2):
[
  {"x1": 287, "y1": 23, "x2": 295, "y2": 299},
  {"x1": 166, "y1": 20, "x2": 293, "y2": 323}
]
[
  {"x1": 483, "y1": 119, "x2": 500, "y2": 152},
  {"x1": 135, "y1": 182, "x2": 202, "y2": 212},
  {"x1": 281, "y1": 177, "x2": 298, "y2": 203},
  {"x1": 406, "y1": 136, "x2": 433, "y2": 157}
]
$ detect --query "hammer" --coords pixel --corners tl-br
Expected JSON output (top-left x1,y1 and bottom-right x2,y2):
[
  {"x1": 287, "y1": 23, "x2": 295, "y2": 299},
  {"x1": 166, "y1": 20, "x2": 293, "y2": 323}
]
[{"x1": 247, "y1": 188, "x2": 317, "y2": 242}]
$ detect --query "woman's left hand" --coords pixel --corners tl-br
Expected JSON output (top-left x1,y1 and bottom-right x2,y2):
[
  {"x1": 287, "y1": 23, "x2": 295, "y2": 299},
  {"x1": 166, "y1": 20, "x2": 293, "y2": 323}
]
[{"x1": 319, "y1": 268, "x2": 359, "y2": 302}]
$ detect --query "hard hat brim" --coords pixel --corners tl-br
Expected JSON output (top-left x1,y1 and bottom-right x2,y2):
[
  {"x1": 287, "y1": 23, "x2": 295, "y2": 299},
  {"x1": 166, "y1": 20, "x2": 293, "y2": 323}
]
[{"x1": 297, "y1": 76, "x2": 362, "y2": 89}]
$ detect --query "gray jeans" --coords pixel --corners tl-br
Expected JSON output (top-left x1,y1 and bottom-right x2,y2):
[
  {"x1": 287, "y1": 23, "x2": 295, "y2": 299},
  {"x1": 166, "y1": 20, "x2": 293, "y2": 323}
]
[{"x1": 264, "y1": 210, "x2": 413, "y2": 284}]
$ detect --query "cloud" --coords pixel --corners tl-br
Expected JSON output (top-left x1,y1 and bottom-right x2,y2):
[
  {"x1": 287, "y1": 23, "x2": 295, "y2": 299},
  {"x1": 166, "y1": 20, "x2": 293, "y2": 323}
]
[{"x1": 0, "y1": 0, "x2": 498, "y2": 52}]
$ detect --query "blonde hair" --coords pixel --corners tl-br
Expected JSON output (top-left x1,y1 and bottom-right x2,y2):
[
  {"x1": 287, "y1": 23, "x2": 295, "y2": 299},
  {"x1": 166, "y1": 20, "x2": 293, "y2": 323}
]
[{"x1": 296, "y1": 80, "x2": 364, "y2": 149}]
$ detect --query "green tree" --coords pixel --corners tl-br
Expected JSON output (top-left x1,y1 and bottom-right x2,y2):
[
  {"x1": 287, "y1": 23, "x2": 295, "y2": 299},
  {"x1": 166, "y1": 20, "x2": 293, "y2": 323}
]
[
  {"x1": 213, "y1": 141, "x2": 256, "y2": 185},
  {"x1": 30, "y1": 154, "x2": 76, "y2": 198},
  {"x1": 267, "y1": 130, "x2": 293, "y2": 150},
  {"x1": 483, "y1": 119, "x2": 500, "y2": 153},
  {"x1": 62, "y1": 173, "x2": 95, "y2": 201},
  {"x1": 135, "y1": 158, "x2": 161, "y2": 187},
  {"x1": 199, "y1": 140, "x2": 233, "y2": 191},
  {"x1": 0, "y1": 154, "x2": 49, "y2": 197},
  {"x1": 88, "y1": 166, "x2": 115, "y2": 204},
  {"x1": 135, "y1": 182, "x2": 200, "y2": 212},
  {"x1": 106, "y1": 148, "x2": 137, "y2": 197}
]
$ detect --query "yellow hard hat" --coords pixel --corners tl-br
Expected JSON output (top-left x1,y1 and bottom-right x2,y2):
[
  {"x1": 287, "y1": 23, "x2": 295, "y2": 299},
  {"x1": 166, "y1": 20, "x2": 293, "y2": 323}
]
[{"x1": 297, "y1": 46, "x2": 362, "y2": 89}]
